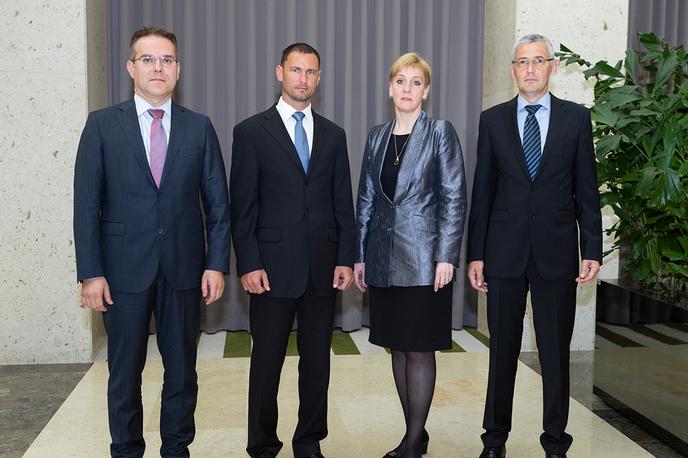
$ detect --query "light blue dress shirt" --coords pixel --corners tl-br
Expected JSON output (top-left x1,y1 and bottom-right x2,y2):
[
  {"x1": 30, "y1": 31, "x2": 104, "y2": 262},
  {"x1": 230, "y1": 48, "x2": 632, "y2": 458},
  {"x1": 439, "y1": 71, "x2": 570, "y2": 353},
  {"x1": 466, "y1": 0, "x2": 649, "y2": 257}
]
[{"x1": 516, "y1": 92, "x2": 551, "y2": 153}]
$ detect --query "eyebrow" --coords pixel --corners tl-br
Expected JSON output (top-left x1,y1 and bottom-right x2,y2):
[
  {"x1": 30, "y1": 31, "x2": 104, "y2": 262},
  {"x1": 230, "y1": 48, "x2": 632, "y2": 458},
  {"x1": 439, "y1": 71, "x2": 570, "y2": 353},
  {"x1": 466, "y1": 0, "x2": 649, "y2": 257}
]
[{"x1": 139, "y1": 53, "x2": 176, "y2": 58}]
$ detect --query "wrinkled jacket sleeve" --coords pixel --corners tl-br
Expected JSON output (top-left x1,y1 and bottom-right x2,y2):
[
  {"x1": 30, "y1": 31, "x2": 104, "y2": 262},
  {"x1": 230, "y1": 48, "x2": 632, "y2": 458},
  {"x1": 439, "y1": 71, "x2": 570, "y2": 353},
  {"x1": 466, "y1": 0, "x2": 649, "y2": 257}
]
[
  {"x1": 435, "y1": 121, "x2": 467, "y2": 266},
  {"x1": 355, "y1": 130, "x2": 377, "y2": 263}
]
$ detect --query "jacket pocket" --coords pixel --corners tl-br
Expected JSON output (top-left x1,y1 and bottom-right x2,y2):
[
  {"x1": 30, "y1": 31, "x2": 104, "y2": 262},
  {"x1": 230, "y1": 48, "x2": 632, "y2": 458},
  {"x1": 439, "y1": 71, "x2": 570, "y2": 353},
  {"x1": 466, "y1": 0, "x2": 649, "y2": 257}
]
[
  {"x1": 257, "y1": 227, "x2": 281, "y2": 242},
  {"x1": 101, "y1": 221, "x2": 124, "y2": 236},
  {"x1": 489, "y1": 210, "x2": 508, "y2": 221},
  {"x1": 180, "y1": 147, "x2": 202, "y2": 157},
  {"x1": 413, "y1": 214, "x2": 437, "y2": 233}
]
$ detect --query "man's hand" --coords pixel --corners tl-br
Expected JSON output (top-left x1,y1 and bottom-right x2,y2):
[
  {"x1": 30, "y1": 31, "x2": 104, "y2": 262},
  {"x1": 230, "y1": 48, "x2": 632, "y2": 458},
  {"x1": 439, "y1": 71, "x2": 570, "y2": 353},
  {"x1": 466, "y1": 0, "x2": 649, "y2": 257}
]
[
  {"x1": 576, "y1": 259, "x2": 600, "y2": 284},
  {"x1": 241, "y1": 269, "x2": 270, "y2": 295},
  {"x1": 353, "y1": 262, "x2": 367, "y2": 293},
  {"x1": 332, "y1": 266, "x2": 353, "y2": 291},
  {"x1": 467, "y1": 261, "x2": 488, "y2": 293},
  {"x1": 434, "y1": 262, "x2": 454, "y2": 292},
  {"x1": 81, "y1": 276, "x2": 113, "y2": 312},
  {"x1": 201, "y1": 269, "x2": 225, "y2": 304}
]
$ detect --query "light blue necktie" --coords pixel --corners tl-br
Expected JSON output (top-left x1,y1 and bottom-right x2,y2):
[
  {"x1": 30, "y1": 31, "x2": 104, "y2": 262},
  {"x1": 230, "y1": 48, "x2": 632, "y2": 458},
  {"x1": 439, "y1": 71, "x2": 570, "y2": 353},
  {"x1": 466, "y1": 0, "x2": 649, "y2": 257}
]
[
  {"x1": 292, "y1": 111, "x2": 309, "y2": 173},
  {"x1": 523, "y1": 104, "x2": 542, "y2": 180}
]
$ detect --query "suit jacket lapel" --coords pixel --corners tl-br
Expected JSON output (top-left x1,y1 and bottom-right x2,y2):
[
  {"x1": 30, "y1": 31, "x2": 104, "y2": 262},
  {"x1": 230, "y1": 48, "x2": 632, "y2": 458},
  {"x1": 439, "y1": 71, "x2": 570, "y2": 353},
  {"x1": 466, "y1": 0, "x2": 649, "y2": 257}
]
[
  {"x1": 502, "y1": 96, "x2": 531, "y2": 180},
  {"x1": 373, "y1": 121, "x2": 394, "y2": 204},
  {"x1": 537, "y1": 93, "x2": 567, "y2": 181},
  {"x1": 307, "y1": 112, "x2": 328, "y2": 177},
  {"x1": 159, "y1": 102, "x2": 188, "y2": 189},
  {"x1": 117, "y1": 100, "x2": 155, "y2": 187},
  {"x1": 394, "y1": 111, "x2": 428, "y2": 204},
  {"x1": 259, "y1": 105, "x2": 305, "y2": 174}
]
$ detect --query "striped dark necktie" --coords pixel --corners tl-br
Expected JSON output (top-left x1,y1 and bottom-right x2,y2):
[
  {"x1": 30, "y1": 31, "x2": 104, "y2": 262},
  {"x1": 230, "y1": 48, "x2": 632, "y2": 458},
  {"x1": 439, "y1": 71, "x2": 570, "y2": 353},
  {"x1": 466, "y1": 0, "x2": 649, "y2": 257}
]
[{"x1": 522, "y1": 104, "x2": 542, "y2": 180}]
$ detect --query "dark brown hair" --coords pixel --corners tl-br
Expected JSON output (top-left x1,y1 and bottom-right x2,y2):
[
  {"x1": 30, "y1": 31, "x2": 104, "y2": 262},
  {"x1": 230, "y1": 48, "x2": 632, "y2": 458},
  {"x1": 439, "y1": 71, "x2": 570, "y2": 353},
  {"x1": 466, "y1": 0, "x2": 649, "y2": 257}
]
[
  {"x1": 280, "y1": 42, "x2": 320, "y2": 67},
  {"x1": 128, "y1": 26, "x2": 177, "y2": 60}
]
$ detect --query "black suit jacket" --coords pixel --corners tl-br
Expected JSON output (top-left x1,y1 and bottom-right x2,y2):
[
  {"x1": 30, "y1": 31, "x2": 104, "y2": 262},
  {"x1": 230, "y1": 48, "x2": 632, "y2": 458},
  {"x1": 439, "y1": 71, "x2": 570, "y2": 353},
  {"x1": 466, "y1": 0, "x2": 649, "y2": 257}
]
[
  {"x1": 467, "y1": 94, "x2": 602, "y2": 280},
  {"x1": 73, "y1": 99, "x2": 231, "y2": 292},
  {"x1": 230, "y1": 105, "x2": 355, "y2": 298}
]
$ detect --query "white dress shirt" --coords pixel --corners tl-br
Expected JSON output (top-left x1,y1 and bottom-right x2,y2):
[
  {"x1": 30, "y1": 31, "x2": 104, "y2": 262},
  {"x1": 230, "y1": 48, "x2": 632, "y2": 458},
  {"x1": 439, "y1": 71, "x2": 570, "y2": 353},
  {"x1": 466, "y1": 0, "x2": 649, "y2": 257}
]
[
  {"x1": 275, "y1": 96, "x2": 314, "y2": 156},
  {"x1": 134, "y1": 93, "x2": 172, "y2": 164}
]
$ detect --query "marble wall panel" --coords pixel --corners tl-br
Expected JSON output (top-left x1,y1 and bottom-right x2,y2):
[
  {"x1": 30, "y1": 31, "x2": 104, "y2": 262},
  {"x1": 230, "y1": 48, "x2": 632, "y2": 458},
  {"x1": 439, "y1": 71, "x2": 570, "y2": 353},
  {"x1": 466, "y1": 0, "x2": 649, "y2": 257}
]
[{"x1": 0, "y1": 0, "x2": 107, "y2": 364}]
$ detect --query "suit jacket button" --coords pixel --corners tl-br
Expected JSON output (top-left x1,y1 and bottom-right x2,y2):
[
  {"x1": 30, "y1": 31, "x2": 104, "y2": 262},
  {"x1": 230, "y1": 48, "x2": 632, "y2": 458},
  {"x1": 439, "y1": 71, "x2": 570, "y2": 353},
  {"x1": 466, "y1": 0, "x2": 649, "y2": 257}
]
[{"x1": 157, "y1": 227, "x2": 164, "y2": 234}]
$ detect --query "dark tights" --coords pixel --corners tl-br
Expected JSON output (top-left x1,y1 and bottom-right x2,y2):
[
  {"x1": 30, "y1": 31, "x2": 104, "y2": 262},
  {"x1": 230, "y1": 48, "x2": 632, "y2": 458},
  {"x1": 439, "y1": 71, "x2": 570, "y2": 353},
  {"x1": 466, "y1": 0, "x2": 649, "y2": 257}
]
[{"x1": 390, "y1": 350, "x2": 436, "y2": 458}]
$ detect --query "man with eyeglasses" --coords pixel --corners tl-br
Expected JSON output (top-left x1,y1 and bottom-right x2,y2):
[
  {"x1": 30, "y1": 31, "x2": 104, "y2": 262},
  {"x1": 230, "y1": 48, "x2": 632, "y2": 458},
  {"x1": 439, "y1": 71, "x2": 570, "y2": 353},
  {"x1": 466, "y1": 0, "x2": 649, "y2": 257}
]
[
  {"x1": 466, "y1": 34, "x2": 602, "y2": 458},
  {"x1": 230, "y1": 43, "x2": 355, "y2": 458},
  {"x1": 74, "y1": 26, "x2": 230, "y2": 457}
]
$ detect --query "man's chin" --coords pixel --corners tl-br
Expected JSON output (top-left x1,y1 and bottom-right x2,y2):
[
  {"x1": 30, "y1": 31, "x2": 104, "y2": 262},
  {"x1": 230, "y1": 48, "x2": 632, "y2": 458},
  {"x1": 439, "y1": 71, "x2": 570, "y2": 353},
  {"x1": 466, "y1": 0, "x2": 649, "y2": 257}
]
[{"x1": 288, "y1": 92, "x2": 313, "y2": 103}]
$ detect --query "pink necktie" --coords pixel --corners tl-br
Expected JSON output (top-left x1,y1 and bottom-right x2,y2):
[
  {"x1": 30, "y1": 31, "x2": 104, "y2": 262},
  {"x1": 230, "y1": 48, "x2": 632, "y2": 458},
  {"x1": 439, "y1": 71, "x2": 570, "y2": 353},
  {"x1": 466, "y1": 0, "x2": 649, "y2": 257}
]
[{"x1": 148, "y1": 109, "x2": 167, "y2": 187}]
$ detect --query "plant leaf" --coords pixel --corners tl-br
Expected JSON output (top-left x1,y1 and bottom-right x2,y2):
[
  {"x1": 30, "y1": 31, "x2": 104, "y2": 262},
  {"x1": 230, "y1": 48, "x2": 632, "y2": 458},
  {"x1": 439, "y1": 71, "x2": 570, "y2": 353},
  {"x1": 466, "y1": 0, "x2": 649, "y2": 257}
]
[
  {"x1": 591, "y1": 103, "x2": 619, "y2": 127},
  {"x1": 623, "y1": 48, "x2": 639, "y2": 84}
]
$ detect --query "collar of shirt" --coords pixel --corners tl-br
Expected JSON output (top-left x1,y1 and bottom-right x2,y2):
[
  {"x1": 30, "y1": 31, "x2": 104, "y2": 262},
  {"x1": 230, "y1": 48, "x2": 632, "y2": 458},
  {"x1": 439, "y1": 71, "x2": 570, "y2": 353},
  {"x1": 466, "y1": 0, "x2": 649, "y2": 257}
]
[
  {"x1": 517, "y1": 92, "x2": 551, "y2": 114},
  {"x1": 134, "y1": 93, "x2": 172, "y2": 119},
  {"x1": 275, "y1": 96, "x2": 314, "y2": 155},
  {"x1": 134, "y1": 94, "x2": 172, "y2": 163}
]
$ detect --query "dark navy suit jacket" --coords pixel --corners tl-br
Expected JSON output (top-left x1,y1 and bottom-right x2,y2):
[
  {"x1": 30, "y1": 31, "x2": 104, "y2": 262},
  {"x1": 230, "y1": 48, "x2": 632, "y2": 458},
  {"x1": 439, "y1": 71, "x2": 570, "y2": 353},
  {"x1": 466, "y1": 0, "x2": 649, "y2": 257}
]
[{"x1": 73, "y1": 99, "x2": 231, "y2": 292}]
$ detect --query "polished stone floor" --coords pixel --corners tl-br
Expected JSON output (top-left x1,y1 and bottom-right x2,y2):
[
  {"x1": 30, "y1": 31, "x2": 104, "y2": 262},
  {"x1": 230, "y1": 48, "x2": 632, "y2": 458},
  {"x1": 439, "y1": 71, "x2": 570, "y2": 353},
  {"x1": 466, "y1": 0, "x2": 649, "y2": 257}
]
[
  {"x1": 2, "y1": 326, "x2": 685, "y2": 457},
  {"x1": 0, "y1": 363, "x2": 91, "y2": 458},
  {"x1": 18, "y1": 353, "x2": 651, "y2": 457}
]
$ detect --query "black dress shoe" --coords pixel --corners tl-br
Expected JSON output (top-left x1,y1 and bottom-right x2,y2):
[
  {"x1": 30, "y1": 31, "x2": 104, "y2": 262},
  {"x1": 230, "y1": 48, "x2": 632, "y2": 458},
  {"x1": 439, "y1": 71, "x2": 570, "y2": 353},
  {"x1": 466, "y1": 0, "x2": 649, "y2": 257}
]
[
  {"x1": 383, "y1": 429, "x2": 429, "y2": 457},
  {"x1": 479, "y1": 445, "x2": 505, "y2": 458}
]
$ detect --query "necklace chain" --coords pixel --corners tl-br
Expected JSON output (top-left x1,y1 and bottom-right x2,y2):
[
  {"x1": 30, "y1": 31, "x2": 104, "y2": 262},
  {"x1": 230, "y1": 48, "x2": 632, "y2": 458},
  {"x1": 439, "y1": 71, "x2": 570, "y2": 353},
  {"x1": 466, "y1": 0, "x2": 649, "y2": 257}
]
[{"x1": 393, "y1": 134, "x2": 410, "y2": 166}]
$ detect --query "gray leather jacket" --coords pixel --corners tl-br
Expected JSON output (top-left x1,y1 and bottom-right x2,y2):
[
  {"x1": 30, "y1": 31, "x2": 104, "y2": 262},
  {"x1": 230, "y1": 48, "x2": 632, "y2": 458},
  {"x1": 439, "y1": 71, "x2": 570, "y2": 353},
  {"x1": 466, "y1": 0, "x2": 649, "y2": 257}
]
[{"x1": 355, "y1": 111, "x2": 466, "y2": 287}]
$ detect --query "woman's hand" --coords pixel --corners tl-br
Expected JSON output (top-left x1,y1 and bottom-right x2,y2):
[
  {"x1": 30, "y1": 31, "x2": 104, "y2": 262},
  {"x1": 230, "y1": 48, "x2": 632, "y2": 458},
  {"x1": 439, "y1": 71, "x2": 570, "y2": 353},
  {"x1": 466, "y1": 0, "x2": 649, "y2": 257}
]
[
  {"x1": 354, "y1": 262, "x2": 367, "y2": 293},
  {"x1": 434, "y1": 262, "x2": 454, "y2": 292}
]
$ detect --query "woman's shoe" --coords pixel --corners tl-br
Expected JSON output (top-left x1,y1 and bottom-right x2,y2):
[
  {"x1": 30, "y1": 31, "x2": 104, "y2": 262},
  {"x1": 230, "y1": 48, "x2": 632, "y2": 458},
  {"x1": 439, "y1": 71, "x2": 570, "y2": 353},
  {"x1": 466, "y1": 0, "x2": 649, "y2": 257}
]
[
  {"x1": 382, "y1": 430, "x2": 430, "y2": 457},
  {"x1": 420, "y1": 428, "x2": 429, "y2": 454}
]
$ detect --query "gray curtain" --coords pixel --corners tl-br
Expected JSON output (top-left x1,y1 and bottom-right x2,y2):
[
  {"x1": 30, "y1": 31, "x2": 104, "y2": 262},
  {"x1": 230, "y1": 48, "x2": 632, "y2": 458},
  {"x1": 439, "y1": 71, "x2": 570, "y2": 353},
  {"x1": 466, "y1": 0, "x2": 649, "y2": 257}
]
[
  {"x1": 628, "y1": 0, "x2": 688, "y2": 48},
  {"x1": 107, "y1": 0, "x2": 484, "y2": 332}
]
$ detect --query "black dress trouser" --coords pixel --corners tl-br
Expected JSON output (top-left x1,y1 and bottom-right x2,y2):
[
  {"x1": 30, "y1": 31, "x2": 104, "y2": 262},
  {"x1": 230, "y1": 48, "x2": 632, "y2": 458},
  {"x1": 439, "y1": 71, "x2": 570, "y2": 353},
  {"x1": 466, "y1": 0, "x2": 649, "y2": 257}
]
[
  {"x1": 481, "y1": 253, "x2": 577, "y2": 455},
  {"x1": 246, "y1": 280, "x2": 336, "y2": 458}
]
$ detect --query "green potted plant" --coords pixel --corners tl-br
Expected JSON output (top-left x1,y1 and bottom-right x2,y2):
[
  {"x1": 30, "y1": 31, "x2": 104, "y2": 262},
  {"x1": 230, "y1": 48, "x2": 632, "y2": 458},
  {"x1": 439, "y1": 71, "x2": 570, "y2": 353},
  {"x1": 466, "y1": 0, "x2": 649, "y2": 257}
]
[{"x1": 557, "y1": 33, "x2": 688, "y2": 317}]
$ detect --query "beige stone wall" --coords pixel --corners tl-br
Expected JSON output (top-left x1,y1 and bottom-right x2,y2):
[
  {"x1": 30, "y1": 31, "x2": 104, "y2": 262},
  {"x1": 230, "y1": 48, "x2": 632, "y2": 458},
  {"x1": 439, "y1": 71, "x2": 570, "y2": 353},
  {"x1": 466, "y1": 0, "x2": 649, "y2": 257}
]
[
  {"x1": 479, "y1": 0, "x2": 627, "y2": 350},
  {"x1": 0, "y1": 0, "x2": 107, "y2": 363}
]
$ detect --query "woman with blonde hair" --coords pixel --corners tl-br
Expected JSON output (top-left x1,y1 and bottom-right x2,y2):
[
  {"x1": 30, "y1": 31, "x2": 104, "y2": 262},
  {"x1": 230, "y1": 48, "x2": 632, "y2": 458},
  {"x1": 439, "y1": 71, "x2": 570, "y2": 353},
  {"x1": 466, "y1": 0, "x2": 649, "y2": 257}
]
[{"x1": 354, "y1": 52, "x2": 466, "y2": 458}]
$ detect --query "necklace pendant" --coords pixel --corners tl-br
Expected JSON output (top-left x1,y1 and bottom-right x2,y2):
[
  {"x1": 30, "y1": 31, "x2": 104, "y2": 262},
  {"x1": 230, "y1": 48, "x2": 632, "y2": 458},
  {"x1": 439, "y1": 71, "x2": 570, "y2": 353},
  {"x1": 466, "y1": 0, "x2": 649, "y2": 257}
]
[{"x1": 393, "y1": 158, "x2": 400, "y2": 166}]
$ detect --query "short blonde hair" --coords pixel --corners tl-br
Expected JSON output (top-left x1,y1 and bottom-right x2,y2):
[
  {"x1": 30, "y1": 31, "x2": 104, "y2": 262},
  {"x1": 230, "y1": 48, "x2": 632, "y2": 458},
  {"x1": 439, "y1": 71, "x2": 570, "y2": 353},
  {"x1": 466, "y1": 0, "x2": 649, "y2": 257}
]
[{"x1": 389, "y1": 52, "x2": 432, "y2": 86}]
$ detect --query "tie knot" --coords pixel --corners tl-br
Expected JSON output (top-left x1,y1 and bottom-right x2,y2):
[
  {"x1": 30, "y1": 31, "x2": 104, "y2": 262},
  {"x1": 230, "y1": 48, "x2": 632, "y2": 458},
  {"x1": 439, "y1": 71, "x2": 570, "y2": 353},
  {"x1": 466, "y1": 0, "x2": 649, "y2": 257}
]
[
  {"x1": 148, "y1": 109, "x2": 165, "y2": 119},
  {"x1": 525, "y1": 104, "x2": 541, "y2": 115},
  {"x1": 292, "y1": 111, "x2": 305, "y2": 122}
]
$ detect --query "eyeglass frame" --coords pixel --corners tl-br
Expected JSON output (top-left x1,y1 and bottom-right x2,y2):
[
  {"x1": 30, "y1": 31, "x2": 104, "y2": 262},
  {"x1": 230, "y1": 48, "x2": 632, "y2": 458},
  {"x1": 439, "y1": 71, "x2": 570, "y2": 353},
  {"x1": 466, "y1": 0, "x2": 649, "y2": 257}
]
[
  {"x1": 130, "y1": 55, "x2": 179, "y2": 67},
  {"x1": 511, "y1": 56, "x2": 555, "y2": 68}
]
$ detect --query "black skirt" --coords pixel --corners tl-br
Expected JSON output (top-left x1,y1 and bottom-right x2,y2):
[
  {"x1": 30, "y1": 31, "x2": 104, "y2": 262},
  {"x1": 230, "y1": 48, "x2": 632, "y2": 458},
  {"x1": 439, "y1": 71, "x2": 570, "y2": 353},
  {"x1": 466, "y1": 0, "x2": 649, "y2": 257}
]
[{"x1": 368, "y1": 283, "x2": 453, "y2": 352}]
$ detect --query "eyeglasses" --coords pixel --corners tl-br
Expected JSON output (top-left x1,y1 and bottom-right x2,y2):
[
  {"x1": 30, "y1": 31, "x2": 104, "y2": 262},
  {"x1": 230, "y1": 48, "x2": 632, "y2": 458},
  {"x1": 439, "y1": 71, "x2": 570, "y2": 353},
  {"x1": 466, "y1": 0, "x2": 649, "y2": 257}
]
[
  {"x1": 131, "y1": 55, "x2": 177, "y2": 67},
  {"x1": 511, "y1": 57, "x2": 554, "y2": 68}
]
